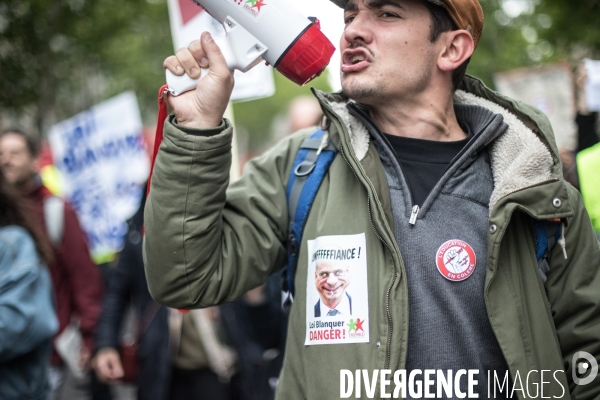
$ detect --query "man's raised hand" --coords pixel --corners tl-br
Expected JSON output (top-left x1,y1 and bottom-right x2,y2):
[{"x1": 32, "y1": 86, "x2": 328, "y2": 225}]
[{"x1": 163, "y1": 32, "x2": 234, "y2": 129}]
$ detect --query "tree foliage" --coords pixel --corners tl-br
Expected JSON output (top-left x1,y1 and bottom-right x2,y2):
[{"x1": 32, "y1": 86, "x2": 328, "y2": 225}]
[
  {"x1": 1, "y1": 0, "x2": 599, "y2": 151},
  {"x1": 468, "y1": 0, "x2": 600, "y2": 88},
  {"x1": 0, "y1": 0, "x2": 171, "y2": 133},
  {"x1": 536, "y1": 0, "x2": 600, "y2": 55}
]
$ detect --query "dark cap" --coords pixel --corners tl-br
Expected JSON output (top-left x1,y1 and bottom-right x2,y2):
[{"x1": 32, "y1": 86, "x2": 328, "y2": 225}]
[{"x1": 330, "y1": 0, "x2": 484, "y2": 47}]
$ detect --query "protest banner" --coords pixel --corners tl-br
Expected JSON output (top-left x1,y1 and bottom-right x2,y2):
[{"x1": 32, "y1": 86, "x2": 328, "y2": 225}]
[
  {"x1": 48, "y1": 91, "x2": 149, "y2": 263},
  {"x1": 584, "y1": 59, "x2": 600, "y2": 112},
  {"x1": 494, "y1": 62, "x2": 578, "y2": 151}
]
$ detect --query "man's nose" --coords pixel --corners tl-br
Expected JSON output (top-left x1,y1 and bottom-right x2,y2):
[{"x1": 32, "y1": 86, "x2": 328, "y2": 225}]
[{"x1": 342, "y1": 12, "x2": 373, "y2": 47}]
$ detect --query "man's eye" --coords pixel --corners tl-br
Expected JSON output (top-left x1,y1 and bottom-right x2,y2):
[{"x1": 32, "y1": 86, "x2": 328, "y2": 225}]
[
  {"x1": 344, "y1": 15, "x2": 356, "y2": 24},
  {"x1": 381, "y1": 11, "x2": 398, "y2": 18}
]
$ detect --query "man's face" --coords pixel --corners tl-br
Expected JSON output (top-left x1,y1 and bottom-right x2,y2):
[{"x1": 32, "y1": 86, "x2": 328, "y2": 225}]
[
  {"x1": 0, "y1": 133, "x2": 37, "y2": 187},
  {"x1": 340, "y1": 0, "x2": 438, "y2": 104},
  {"x1": 315, "y1": 260, "x2": 350, "y2": 308}
]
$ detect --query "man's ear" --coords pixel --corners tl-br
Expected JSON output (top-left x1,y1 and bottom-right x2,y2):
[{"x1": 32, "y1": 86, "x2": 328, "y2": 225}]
[{"x1": 437, "y1": 30, "x2": 474, "y2": 73}]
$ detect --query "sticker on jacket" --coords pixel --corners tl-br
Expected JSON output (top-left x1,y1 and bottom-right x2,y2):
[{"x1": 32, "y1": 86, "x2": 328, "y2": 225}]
[
  {"x1": 435, "y1": 239, "x2": 477, "y2": 282},
  {"x1": 305, "y1": 233, "x2": 369, "y2": 345}
]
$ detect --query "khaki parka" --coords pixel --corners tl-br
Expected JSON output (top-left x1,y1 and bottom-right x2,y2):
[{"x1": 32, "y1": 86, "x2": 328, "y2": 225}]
[{"x1": 143, "y1": 75, "x2": 600, "y2": 399}]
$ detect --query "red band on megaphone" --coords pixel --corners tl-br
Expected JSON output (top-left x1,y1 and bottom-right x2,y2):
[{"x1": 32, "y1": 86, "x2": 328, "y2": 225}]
[{"x1": 275, "y1": 21, "x2": 336, "y2": 86}]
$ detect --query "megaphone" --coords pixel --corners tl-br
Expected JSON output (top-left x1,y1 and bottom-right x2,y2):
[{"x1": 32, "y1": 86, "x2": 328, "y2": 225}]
[{"x1": 166, "y1": 0, "x2": 336, "y2": 96}]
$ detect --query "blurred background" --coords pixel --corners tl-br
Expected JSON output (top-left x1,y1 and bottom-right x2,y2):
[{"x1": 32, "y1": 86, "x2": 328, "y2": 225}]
[{"x1": 1, "y1": 0, "x2": 598, "y2": 155}]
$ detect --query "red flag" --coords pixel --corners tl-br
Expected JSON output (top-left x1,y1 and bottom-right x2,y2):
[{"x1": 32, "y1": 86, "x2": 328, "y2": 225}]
[{"x1": 178, "y1": 0, "x2": 203, "y2": 25}]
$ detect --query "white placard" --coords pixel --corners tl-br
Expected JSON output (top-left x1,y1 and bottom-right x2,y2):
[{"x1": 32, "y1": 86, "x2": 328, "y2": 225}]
[
  {"x1": 305, "y1": 233, "x2": 369, "y2": 345},
  {"x1": 48, "y1": 92, "x2": 149, "y2": 260},
  {"x1": 584, "y1": 59, "x2": 600, "y2": 112},
  {"x1": 494, "y1": 63, "x2": 577, "y2": 151},
  {"x1": 167, "y1": 0, "x2": 275, "y2": 102}
]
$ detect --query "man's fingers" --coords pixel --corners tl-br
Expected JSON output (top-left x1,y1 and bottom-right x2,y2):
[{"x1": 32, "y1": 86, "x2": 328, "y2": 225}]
[
  {"x1": 163, "y1": 32, "x2": 227, "y2": 81},
  {"x1": 201, "y1": 32, "x2": 230, "y2": 77},
  {"x1": 163, "y1": 55, "x2": 185, "y2": 76},
  {"x1": 175, "y1": 47, "x2": 202, "y2": 79},
  {"x1": 188, "y1": 39, "x2": 209, "y2": 69}
]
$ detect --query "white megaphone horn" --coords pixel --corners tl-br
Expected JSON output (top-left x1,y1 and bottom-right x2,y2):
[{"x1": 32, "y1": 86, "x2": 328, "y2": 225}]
[{"x1": 166, "y1": 0, "x2": 336, "y2": 96}]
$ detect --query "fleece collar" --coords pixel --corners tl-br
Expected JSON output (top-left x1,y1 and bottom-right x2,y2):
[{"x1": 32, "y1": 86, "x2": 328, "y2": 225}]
[{"x1": 315, "y1": 89, "x2": 555, "y2": 213}]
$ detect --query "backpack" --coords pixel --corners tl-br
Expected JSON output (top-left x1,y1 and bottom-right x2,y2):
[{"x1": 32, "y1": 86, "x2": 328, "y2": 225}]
[
  {"x1": 283, "y1": 128, "x2": 337, "y2": 302},
  {"x1": 282, "y1": 129, "x2": 563, "y2": 300},
  {"x1": 534, "y1": 220, "x2": 565, "y2": 283}
]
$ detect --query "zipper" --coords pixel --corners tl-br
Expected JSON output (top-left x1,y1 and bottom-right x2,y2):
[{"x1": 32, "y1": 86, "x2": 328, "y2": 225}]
[
  {"x1": 315, "y1": 93, "x2": 405, "y2": 380},
  {"x1": 409, "y1": 205, "x2": 420, "y2": 226},
  {"x1": 339, "y1": 135, "x2": 399, "y2": 374},
  {"x1": 347, "y1": 103, "x2": 421, "y2": 227},
  {"x1": 348, "y1": 102, "x2": 508, "y2": 229}
]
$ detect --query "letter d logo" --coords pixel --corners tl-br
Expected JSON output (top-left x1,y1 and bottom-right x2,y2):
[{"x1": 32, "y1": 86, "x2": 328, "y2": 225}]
[{"x1": 572, "y1": 351, "x2": 598, "y2": 386}]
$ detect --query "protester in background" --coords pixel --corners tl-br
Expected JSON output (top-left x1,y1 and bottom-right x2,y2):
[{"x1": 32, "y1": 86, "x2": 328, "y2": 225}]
[
  {"x1": 93, "y1": 190, "x2": 170, "y2": 400},
  {"x1": 575, "y1": 61, "x2": 600, "y2": 153},
  {"x1": 0, "y1": 129, "x2": 104, "y2": 400},
  {"x1": 271, "y1": 95, "x2": 323, "y2": 145},
  {"x1": 288, "y1": 95, "x2": 323, "y2": 133},
  {"x1": 0, "y1": 169, "x2": 58, "y2": 400},
  {"x1": 94, "y1": 190, "x2": 286, "y2": 400},
  {"x1": 575, "y1": 62, "x2": 600, "y2": 240}
]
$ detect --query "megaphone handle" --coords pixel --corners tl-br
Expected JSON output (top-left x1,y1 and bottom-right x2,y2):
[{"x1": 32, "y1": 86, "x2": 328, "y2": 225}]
[
  {"x1": 165, "y1": 33, "x2": 234, "y2": 96},
  {"x1": 165, "y1": 18, "x2": 268, "y2": 97},
  {"x1": 165, "y1": 34, "x2": 233, "y2": 96},
  {"x1": 165, "y1": 69, "x2": 209, "y2": 97}
]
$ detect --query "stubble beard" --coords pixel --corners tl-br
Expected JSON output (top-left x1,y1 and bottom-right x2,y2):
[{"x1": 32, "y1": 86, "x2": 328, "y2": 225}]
[
  {"x1": 340, "y1": 48, "x2": 437, "y2": 106},
  {"x1": 341, "y1": 75, "x2": 384, "y2": 105}
]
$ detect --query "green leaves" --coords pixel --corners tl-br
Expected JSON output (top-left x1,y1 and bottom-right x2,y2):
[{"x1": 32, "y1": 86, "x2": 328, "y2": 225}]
[
  {"x1": 2, "y1": 0, "x2": 598, "y2": 148},
  {"x1": 0, "y1": 0, "x2": 172, "y2": 133}
]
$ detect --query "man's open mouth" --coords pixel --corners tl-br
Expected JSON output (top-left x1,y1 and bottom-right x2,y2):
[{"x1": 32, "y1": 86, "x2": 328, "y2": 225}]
[
  {"x1": 351, "y1": 54, "x2": 365, "y2": 65},
  {"x1": 342, "y1": 48, "x2": 370, "y2": 66}
]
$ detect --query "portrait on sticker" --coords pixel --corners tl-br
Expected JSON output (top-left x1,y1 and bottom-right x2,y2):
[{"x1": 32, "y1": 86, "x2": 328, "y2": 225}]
[{"x1": 305, "y1": 233, "x2": 369, "y2": 345}]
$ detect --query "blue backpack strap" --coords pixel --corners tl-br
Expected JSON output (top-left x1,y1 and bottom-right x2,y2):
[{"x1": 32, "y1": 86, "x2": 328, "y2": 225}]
[
  {"x1": 283, "y1": 129, "x2": 337, "y2": 302},
  {"x1": 535, "y1": 220, "x2": 562, "y2": 283}
]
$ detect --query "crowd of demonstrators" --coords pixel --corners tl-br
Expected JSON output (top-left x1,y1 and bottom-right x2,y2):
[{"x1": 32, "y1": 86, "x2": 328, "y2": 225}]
[
  {"x1": 0, "y1": 126, "x2": 291, "y2": 400},
  {"x1": 146, "y1": 0, "x2": 600, "y2": 399},
  {"x1": 93, "y1": 188, "x2": 286, "y2": 400},
  {"x1": 0, "y1": 169, "x2": 58, "y2": 400},
  {"x1": 0, "y1": 129, "x2": 104, "y2": 400},
  {"x1": 0, "y1": 129, "x2": 286, "y2": 400}
]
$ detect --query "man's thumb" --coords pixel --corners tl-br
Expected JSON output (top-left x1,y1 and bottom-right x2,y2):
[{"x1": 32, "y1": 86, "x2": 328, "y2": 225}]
[{"x1": 201, "y1": 32, "x2": 229, "y2": 75}]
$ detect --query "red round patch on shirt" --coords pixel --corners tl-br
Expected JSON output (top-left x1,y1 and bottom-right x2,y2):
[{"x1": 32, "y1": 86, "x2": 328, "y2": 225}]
[{"x1": 436, "y1": 240, "x2": 477, "y2": 282}]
